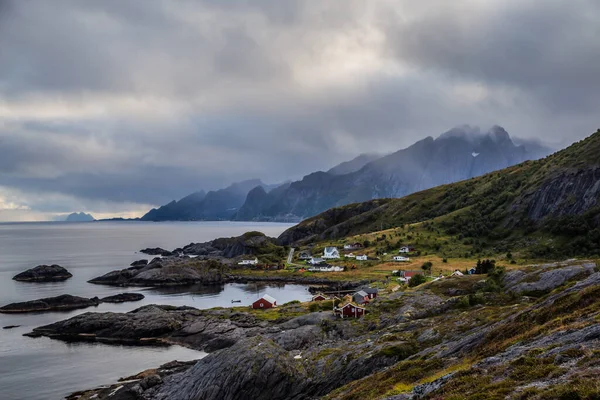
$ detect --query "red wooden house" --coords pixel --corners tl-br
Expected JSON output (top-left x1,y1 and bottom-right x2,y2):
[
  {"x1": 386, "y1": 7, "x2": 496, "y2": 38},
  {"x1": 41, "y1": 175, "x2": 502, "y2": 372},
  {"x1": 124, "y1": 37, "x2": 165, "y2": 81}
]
[
  {"x1": 252, "y1": 294, "x2": 277, "y2": 309},
  {"x1": 334, "y1": 303, "x2": 366, "y2": 318},
  {"x1": 312, "y1": 293, "x2": 328, "y2": 302}
]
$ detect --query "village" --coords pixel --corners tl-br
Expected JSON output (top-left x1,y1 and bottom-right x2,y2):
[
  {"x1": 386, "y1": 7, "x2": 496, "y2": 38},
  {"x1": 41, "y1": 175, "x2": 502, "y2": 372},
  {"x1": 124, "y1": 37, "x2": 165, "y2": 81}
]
[{"x1": 242, "y1": 240, "x2": 489, "y2": 319}]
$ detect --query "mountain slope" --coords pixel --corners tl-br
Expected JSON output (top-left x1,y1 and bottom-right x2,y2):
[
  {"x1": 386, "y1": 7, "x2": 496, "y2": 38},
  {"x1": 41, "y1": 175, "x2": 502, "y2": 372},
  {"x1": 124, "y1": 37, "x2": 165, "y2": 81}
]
[
  {"x1": 327, "y1": 153, "x2": 382, "y2": 175},
  {"x1": 237, "y1": 126, "x2": 552, "y2": 222},
  {"x1": 278, "y1": 129, "x2": 600, "y2": 257},
  {"x1": 141, "y1": 180, "x2": 265, "y2": 221}
]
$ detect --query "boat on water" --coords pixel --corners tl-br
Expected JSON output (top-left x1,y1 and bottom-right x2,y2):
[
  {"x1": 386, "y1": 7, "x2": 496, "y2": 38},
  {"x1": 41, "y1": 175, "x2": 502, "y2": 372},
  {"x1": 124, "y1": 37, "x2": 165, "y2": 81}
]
[{"x1": 231, "y1": 300, "x2": 242, "y2": 303}]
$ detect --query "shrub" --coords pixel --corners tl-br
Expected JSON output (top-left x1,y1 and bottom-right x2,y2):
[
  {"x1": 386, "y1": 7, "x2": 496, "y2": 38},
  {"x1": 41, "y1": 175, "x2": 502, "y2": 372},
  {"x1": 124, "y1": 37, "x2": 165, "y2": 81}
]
[{"x1": 409, "y1": 274, "x2": 427, "y2": 287}]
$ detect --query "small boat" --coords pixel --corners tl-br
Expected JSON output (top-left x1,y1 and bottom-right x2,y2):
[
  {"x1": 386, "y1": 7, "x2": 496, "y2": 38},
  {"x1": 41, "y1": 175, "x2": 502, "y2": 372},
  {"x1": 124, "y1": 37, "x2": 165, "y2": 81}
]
[{"x1": 231, "y1": 300, "x2": 242, "y2": 303}]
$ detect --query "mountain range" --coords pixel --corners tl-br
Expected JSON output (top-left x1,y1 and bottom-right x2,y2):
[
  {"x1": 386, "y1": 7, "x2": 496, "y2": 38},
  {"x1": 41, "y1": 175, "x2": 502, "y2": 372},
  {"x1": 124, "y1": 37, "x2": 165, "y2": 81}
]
[
  {"x1": 141, "y1": 126, "x2": 553, "y2": 222},
  {"x1": 278, "y1": 128, "x2": 600, "y2": 257}
]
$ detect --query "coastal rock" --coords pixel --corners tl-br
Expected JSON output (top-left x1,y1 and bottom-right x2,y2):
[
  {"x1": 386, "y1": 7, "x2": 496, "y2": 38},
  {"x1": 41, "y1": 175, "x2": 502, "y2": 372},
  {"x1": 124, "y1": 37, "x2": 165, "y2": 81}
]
[
  {"x1": 130, "y1": 259, "x2": 148, "y2": 268},
  {"x1": 100, "y1": 293, "x2": 145, "y2": 303},
  {"x1": 150, "y1": 336, "x2": 305, "y2": 400},
  {"x1": 12, "y1": 264, "x2": 73, "y2": 282},
  {"x1": 26, "y1": 305, "x2": 191, "y2": 342},
  {"x1": 0, "y1": 294, "x2": 99, "y2": 314},
  {"x1": 89, "y1": 258, "x2": 226, "y2": 287},
  {"x1": 140, "y1": 248, "x2": 173, "y2": 257}
]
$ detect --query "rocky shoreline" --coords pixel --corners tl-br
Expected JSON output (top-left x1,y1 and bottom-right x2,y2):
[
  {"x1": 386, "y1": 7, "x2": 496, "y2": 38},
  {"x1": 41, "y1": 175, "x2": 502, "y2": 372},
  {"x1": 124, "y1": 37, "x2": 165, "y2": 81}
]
[{"x1": 28, "y1": 260, "x2": 600, "y2": 400}]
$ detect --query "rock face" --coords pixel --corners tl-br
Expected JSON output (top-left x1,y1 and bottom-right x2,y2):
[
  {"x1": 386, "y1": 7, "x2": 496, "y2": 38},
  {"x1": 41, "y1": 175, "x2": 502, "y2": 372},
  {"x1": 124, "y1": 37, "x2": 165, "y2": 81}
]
[
  {"x1": 0, "y1": 294, "x2": 100, "y2": 313},
  {"x1": 181, "y1": 231, "x2": 283, "y2": 259},
  {"x1": 89, "y1": 258, "x2": 226, "y2": 287},
  {"x1": 99, "y1": 293, "x2": 145, "y2": 303},
  {"x1": 503, "y1": 261, "x2": 597, "y2": 294},
  {"x1": 12, "y1": 264, "x2": 73, "y2": 282}
]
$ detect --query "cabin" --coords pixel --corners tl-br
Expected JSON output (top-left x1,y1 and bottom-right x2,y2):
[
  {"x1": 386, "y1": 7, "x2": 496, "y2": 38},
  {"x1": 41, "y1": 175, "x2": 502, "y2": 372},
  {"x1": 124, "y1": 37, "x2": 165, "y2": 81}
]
[
  {"x1": 343, "y1": 243, "x2": 363, "y2": 250},
  {"x1": 452, "y1": 270, "x2": 464, "y2": 277},
  {"x1": 334, "y1": 303, "x2": 366, "y2": 318},
  {"x1": 345, "y1": 253, "x2": 356, "y2": 259},
  {"x1": 398, "y1": 246, "x2": 416, "y2": 254},
  {"x1": 298, "y1": 251, "x2": 311, "y2": 260},
  {"x1": 312, "y1": 293, "x2": 328, "y2": 302},
  {"x1": 393, "y1": 256, "x2": 410, "y2": 262},
  {"x1": 323, "y1": 247, "x2": 340, "y2": 259},
  {"x1": 356, "y1": 255, "x2": 368, "y2": 261},
  {"x1": 467, "y1": 267, "x2": 477, "y2": 275},
  {"x1": 252, "y1": 294, "x2": 277, "y2": 309},
  {"x1": 352, "y1": 290, "x2": 370, "y2": 305},
  {"x1": 363, "y1": 287, "x2": 378, "y2": 300},
  {"x1": 309, "y1": 257, "x2": 326, "y2": 265},
  {"x1": 238, "y1": 257, "x2": 259, "y2": 265}
]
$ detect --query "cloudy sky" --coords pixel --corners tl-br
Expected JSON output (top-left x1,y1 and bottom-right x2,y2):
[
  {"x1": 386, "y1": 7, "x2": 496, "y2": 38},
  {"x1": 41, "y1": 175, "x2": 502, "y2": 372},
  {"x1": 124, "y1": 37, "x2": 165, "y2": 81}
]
[{"x1": 0, "y1": 0, "x2": 598, "y2": 221}]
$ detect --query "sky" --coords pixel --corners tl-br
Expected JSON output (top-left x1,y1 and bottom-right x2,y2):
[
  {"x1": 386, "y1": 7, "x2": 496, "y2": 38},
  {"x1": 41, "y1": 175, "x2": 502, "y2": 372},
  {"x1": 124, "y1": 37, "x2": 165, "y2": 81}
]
[{"x1": 0, "y1": 0, "x2": 598, "y2": 221}]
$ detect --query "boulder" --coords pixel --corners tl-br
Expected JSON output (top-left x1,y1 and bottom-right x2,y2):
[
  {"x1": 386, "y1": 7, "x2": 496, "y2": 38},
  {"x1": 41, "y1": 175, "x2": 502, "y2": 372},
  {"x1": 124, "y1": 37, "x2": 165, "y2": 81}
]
[{"x1": 12, "y1": 264, "x2": 73, "y2": 282}]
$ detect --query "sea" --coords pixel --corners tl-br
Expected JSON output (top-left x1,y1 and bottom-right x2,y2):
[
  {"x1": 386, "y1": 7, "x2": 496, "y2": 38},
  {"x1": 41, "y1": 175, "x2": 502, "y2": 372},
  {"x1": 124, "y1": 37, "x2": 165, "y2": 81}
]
[{"x1": 0, "y1": 221, "x2": 308, "y2": 400}]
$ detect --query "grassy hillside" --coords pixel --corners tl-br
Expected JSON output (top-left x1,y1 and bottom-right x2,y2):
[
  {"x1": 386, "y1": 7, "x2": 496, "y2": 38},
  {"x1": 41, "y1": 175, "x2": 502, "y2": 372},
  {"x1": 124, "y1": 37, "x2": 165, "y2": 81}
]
[{"x1": 279, "y1": 130, "x2": 600, "y2": 259}]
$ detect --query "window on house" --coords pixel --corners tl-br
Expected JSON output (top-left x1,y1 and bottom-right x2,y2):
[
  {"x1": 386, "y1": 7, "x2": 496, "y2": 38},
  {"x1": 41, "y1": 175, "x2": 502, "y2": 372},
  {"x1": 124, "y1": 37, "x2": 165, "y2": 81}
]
[{"x1": 260, "y1": 303, "x2": 264, "y2": 307}]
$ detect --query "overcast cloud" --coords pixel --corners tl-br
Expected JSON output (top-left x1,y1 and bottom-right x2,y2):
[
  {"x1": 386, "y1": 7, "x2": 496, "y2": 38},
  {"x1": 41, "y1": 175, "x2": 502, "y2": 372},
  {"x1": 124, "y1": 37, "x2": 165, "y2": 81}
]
[{"x1": 0, "y1": 0, "x2": 598, "y2": 220}]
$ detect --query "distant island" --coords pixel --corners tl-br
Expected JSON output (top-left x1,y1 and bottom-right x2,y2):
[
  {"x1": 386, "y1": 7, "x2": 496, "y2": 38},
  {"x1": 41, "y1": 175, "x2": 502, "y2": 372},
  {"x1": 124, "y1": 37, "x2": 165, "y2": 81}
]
[{"x1": 65, "y1": 212, "x2": 95, "y2": 222}]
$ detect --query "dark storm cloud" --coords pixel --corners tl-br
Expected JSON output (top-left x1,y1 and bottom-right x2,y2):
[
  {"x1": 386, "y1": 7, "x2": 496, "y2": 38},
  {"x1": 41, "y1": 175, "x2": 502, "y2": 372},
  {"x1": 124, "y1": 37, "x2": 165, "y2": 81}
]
[{"x1": 0, "y1": 0, "x2": 598, "y2": 218}]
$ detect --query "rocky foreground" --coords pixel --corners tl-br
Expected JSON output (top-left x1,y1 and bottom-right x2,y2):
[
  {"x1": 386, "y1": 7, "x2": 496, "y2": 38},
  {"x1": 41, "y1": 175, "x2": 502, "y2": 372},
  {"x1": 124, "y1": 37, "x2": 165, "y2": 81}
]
[
  {"x1": 13, "y1": 264, "x2": 73, "y2": 282},
  {"x1": 28, "y1": 260, "x2": 600, "y2": 400},
  {"x1": 1, "y1": 293, "x2": 144, "y2": 313}
]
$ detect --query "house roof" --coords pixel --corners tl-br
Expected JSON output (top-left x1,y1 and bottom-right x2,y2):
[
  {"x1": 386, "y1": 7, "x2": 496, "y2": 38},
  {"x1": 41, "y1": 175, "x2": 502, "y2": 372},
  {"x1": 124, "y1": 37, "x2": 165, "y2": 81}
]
[
  {"x1": 259, "y1": 294, "x2": 276, "y2": 304},
  {"x1": 324, "y1": 247, "x2": 338, "y2": 252},
  {"x1": 355, "y1": 290, "x2": 368, "y2": 297},
  {"x1": 363, "y1": 288, "x2": 379, "y2": 294},
  {"x1": 338, "y1": 302, "x2": 366, "y2": 310}
]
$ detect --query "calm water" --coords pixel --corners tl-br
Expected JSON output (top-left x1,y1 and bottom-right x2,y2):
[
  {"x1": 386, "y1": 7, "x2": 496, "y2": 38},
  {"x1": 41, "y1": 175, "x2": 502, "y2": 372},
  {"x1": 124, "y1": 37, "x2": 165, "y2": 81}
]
[{"x1": 0, "y1": 221, "x2": 307, "y2": 400}]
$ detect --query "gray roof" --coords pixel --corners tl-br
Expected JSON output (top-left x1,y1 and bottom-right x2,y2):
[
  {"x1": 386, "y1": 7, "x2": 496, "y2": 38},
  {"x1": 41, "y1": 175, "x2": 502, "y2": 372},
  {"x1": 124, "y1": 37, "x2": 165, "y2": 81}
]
[
  {"x1": 355, "y1": 290, "x2": 368, "y2": 297},
  {"x1": 363, "y1": 288, "x2": 379, "y2": 294}
]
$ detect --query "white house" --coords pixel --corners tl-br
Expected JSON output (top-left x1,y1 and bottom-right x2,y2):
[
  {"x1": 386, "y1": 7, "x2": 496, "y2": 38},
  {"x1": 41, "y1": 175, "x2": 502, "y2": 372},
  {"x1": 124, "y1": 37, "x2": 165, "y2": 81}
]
[
  {"x1": 356, "y1": 255, "x2": 368, "y2": 261},
  {"x1": 345, "y1": 253, "x2": 356, "y2": 259},
  {"x1": 238, "y1": 257, "x2": 259, "y2": 265},
  {"x1": 451, "y1": 270, "x2": 464, "y2": 277},
  {"x1": 399, "y1": 246, "x2": 415, "y2": 253},
  {"x1": 323, "y1": 247, "x2": 340, "y2": 259},
  {"x1": 393, "y1": 256, "x2": 410, "y2": 262}
]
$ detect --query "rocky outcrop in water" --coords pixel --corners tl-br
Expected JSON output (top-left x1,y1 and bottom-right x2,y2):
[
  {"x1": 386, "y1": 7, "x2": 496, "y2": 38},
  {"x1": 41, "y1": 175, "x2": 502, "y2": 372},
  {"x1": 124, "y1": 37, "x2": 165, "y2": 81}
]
[
  {"x1": 99, "y1": 293, "x2": 145, "y2": 303},
  {"x1": 12, "y1": 264, "x2": 73, "y2": 282},
  {"x1": 88, "y1": 258, "x2": 226, "y2": 287},
  {"x1": 0, "y1": 294, "x2": 100, "y2": 313},
  {"x1": 140, "y1": 248, "x2": 173, "y2": 257}
]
